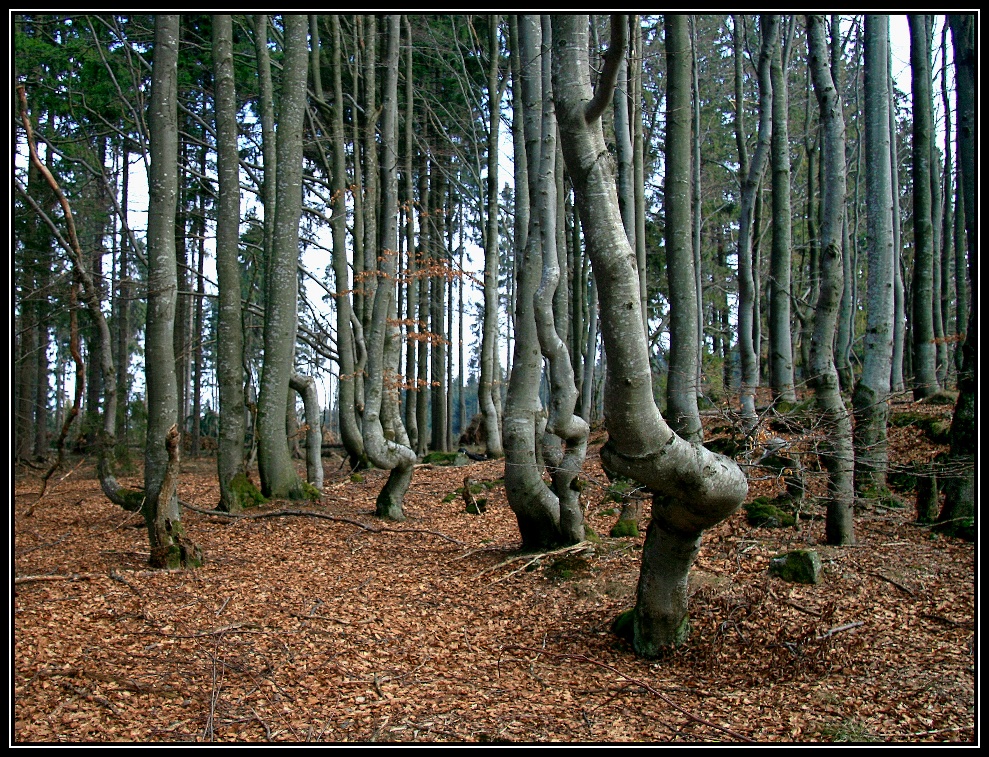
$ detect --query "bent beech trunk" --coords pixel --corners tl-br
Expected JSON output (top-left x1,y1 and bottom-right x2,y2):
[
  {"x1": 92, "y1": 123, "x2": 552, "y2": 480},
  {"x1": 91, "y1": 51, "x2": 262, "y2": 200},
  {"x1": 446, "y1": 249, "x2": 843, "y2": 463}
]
[{"x1": 552, "y1": 14, "x2": 747, "y2": 656}]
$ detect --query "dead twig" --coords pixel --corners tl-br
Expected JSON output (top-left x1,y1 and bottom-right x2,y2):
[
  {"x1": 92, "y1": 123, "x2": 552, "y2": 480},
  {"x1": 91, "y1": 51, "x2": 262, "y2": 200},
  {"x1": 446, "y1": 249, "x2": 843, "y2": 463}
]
[
  {"x1": 814, "y1": 620, "x2": 864, "y2": 641},
  {"x1": 864, "y1": 570, "x2": 916, "y2": 596}
]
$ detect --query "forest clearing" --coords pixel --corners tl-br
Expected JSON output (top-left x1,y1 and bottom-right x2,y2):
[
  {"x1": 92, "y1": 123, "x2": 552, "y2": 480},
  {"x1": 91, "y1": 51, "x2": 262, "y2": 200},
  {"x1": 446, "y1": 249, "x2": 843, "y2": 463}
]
[{"x1": 13, "y1": 394, "x2": 974, "y2": 744}]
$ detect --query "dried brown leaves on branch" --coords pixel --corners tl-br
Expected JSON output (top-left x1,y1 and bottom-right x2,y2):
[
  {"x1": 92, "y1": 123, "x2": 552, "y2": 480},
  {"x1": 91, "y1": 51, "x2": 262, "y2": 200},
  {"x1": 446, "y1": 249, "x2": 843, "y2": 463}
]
[{"x1": 14, "y1": 399, "x2": 973, "y2": 743}]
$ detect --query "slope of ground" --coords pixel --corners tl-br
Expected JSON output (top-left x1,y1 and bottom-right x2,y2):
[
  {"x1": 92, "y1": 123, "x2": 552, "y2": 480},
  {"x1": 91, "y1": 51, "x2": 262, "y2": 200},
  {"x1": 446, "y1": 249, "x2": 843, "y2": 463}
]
[{"x1": 13, "y1": 397, "x2": 975, "y2": 743}]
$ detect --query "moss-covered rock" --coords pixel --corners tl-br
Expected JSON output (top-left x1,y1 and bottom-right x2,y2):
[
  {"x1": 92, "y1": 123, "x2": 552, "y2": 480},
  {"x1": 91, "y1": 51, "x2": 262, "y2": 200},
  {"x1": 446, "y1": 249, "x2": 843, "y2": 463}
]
[
  {"x1": 610, "y1": 519, "x2": 640, "y2": 538},
  {"x1": 744, "y1": 496, "x2": 796, "y2": 528},
  {"x1": 611, "y1": 608, "x2": 636, "y2": 643},
  {"x1": 768, "y1": 549, "x2": 822, "y2": 584}
]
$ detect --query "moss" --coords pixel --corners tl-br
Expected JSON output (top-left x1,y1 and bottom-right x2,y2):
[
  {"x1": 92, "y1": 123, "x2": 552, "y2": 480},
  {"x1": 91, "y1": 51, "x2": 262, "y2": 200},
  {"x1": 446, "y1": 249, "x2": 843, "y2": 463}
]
[
  {"x1": 301, "y1": 481, "x2": 322, "y2": 502},
  {"x1": 229, "y1": 473, "x2": 266, "y2": 509},
  {"x1": 611, "y1": 608, "x2": 636, "y2": 643},
  {"x1": 465, "y1": 498, "x2": 487, "y2": 515},
  {"x1": 857, "y1": 484, "x2": 902, "y2": 509},
  {"x1": 350, "y1": 473, "x2": 364, "y2": 484},
  {"x1": 768, "y1": 549, "x2": 822, "y2": 584},
  {"x1": 744, "y1": 498, "x2": 796, "y2": 528},
  {"x1": 421, "y1": 451, "x2": 460, "y2": 465},
  {"x1": 584, "y1": 526, "x2": 601, "y2": 544},
  {"x1": 442, "y1": 491, "x2": 458, "y2": 503},
  {"x1": 610, "y1": 519, "x2": 640, "y2": 538},
  {"x1": 889, "y1": 412, "x2": 952, "y2": 444},
  {"x1": 598, "y1": 507, "x2": 618, "y2": 517},
  {"x1": 934, "y1": 517, "x2": 975, "y2": 542},
  {"x1": 118, "y1": 488, "x2": 146, "y2": 513}
]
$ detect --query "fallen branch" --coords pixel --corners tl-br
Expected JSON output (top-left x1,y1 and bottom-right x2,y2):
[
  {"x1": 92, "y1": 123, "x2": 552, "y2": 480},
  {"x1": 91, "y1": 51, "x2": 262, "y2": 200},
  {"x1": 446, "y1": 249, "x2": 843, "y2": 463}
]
[
  {"x1": 476, "y1": 541, "x2": 592, "y2": 581},
  {"x1": 814, "y1": 620, "x2": 864, "y2": 641},
  {"x1": 502, "y1": 645, "x2": 754, "y2": 743},
  {"x1": 864, "y1": 570, "x2": 915, "y2": 596},
  {"x1": 180, "y1": 501, "x2": 465, "y2": 545},
  {"x1": 14, "y1": 572, "x2": 97, "y2": 585}
]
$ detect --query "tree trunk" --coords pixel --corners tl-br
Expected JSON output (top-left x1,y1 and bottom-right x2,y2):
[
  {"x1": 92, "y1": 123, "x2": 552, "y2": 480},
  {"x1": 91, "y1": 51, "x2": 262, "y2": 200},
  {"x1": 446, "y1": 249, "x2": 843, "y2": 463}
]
[
  {"x1": 363, "y1": 14, "x2": 417, "y2": 520},
  {"x1": 664, "y1": 14, "x2": 702, "y2": 441},
  {"x1": 479, "y1": 18, "x2": 504, "y2": 458},
  {"x1": 144, "y1": 14, "x2": 201, "y2": 568},
  {"x1": 504, "y1": 15, "x2": 587, "y2": 549},
  {"x1": 212, "y1": 14, "x2": 256, "y2": 512},
  {"x1": 328, "y1": 15, "x2": 368, "y2": 472},
  {"x1": 853, "y1": 15, "x2": 895, "y2": 497},
  {"x1": 937, "y1": 14, "x2": 975, "y2": 537},
  {"x1": 256, "y1": 14, "x2": 309, "y2": 500},
  {"x1": 806, "y1": 14, "x2": 855, "y2": 546},
  {"x1": 553, "y1": 14, "x2": 747, "y2": 655},
  {"x1": 735, "y1": 15, "x2": 778, "y2": 432},
  {"x1": 908, "y1": 14, "x2": 940, "y2": 399},
  {"x1": 769, "y1": 19, "x2": 797, "y2": 405}
]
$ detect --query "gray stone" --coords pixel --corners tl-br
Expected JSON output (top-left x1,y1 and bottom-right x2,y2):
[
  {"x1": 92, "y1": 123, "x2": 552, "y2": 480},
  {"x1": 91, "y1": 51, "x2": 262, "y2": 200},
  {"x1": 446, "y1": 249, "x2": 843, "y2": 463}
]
[{"x1": 768, "y1": 549, "x2": 822, "y2": 584}]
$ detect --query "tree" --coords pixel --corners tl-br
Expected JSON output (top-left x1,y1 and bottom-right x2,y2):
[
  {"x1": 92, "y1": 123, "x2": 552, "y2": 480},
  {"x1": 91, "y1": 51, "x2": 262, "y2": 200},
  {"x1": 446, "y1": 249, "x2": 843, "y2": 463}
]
[
  {"x1": 664, "y1": 14, "x2": 702, "y2": 441},
  {"x1": 143, "y1": 14, "x2": 201, "y2": 568},
  {"x1": 361, "y1": 14, "x2": 418, "y2": 520},
  {"x1": 908, "y1": 14, "x2": 940, "y2": 400},
  {"x1": 806, "y1": 14, "x2": 854, "y2": 546},
  {"x1": 211, "y1": 14, "x2": 256, "y2": 512},
  {"x1": 852, "y1": 15, "x2": 896, "y2": 498},
  {"x1": 255, "y1": 14, "x2": 310, "y2": 500},
  {"x1": 478, "y1": 14, "x2": 505, "y2": 459},
  {"x1": 553, "y1": 14, "x2": 748, "y2": 655},
  {"x1": 768, "y1": 17, "x2": 797, "y2": 406},
  {"x1": 735, "y1": 15, "x2": 779, "y2": 432},
  {"x1": 503, "y1": 14, "x2": 588, "y2": 549},
  {"x1": 938, "y1": 13, "x2": 975, "y2": 537}
]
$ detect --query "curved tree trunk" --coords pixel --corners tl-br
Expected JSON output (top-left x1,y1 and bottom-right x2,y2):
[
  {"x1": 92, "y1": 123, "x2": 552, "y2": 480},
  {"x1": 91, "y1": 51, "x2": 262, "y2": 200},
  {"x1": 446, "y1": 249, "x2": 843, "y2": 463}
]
[
  {"x1": 329, "y1": 15, "x2": 368, "y2": 472},
  {"x1": 363, "y1": 15, "x2": 417, "y2": 521},
  {"x1": 504, "y1": 15, "x2": 587, "y2": 549},
  {"x1": 553, "y1": 14, "x2": 747, "y2": 656}
]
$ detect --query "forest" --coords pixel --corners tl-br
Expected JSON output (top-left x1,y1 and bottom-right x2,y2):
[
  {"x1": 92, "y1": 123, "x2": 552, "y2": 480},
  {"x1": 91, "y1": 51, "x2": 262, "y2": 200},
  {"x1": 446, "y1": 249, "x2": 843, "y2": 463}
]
[{"x1": 13, "y1": 14, "x2": 975, "y2": 743}]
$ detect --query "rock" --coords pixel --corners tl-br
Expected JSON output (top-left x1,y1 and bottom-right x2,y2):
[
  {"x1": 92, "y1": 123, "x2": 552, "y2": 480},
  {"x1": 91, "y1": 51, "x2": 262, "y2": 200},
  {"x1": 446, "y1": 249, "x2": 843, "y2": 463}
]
[{"x1": 768, "y1": 549, "x2": 822, "y2": 584}]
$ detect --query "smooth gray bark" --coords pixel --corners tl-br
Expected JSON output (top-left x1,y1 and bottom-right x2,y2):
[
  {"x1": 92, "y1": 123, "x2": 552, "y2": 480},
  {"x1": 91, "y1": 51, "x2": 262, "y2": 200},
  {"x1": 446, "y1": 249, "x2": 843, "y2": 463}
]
[
  {"x1": 329, "y1": 15, "x2": 367, "y2": 471},
  {"x1": 213, "y1": 14, "x2": 252, "y2": 512},
  {"x1": 769, "y1": 17, "x2": 797, "y2": 405},
  {"x1": 853, "y1": 15, "x2": 895, "y2": 496},
  {"x1": 364, "y1": 15, "x2": 417, "y2": 520},
  {"x1": 504, "y1": 15, "x2": 587, "y2": 548},
  {"x1": 908, "y1": 14, "x2": 940, "y2": 399},
  {"x1": 479, "y1": 14, "x2": 504, "y2": 459},
  {"x1": 144, "y1": 14, "x2": 200, "y2": 567},
  {"x1": 553, "y1": 14, "x2": 747, "y2": 655},
  {"x1": 256, "y1": 14, "x2": 308, "y2": 499},
  {"x1": 807, "y1": 14, "x2": 855, "y2": 546},
  {"x1": 735, "y1": 15, "x2": 779, "y2": 432},
  {"x1": 664, "y1": 14, "x2": 702, "y2": 441}
]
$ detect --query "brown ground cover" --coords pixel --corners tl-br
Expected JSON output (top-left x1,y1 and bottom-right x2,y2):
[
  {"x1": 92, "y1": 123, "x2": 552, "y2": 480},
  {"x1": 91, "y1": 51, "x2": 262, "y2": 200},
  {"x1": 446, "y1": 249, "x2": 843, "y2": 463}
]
[{"x1": 13, "y1": 394, "x2": 975, "y2": 743}]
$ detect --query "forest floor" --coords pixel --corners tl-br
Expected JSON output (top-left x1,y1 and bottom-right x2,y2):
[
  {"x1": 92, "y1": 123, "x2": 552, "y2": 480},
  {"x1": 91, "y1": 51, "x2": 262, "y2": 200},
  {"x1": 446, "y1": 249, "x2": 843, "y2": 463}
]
[{"x1": 13, "y1": 392, "x2": 975, "y2": 744}]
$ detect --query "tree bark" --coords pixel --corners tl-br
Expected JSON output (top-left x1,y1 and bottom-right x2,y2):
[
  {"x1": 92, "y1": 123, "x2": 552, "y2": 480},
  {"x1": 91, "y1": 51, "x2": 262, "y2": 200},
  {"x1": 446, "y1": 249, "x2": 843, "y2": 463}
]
[
  {"x1": 553, "y1": 14, "x2": 747, "y2": 655},
  {"x1": 144, "y1": 14, "x2": 201, "y2": 568},
  {"x1": 806, "y1": 14, "x2": 855, "y2": 546},
  {"x1": 212, "y1": 14, "x2": 255, "y2": 512},
  {"x1": 769, "y1": 18, "x2": 797, "y2": 405},
  {"x1": 363, "y1": 14, "x2": 418, "y2": 520},
  {"x1": 853, "y1": 15, "x2": 895, "y2": 497},
  {"x1": 908, "y1": 14, "x2": 940, "y2": 399},
  {"x1": 256, "y1": 14, "x2": 309, "y2": 500},
  {"x1": 664, "y1": 14, "x2": 702, "y2": 441}
]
